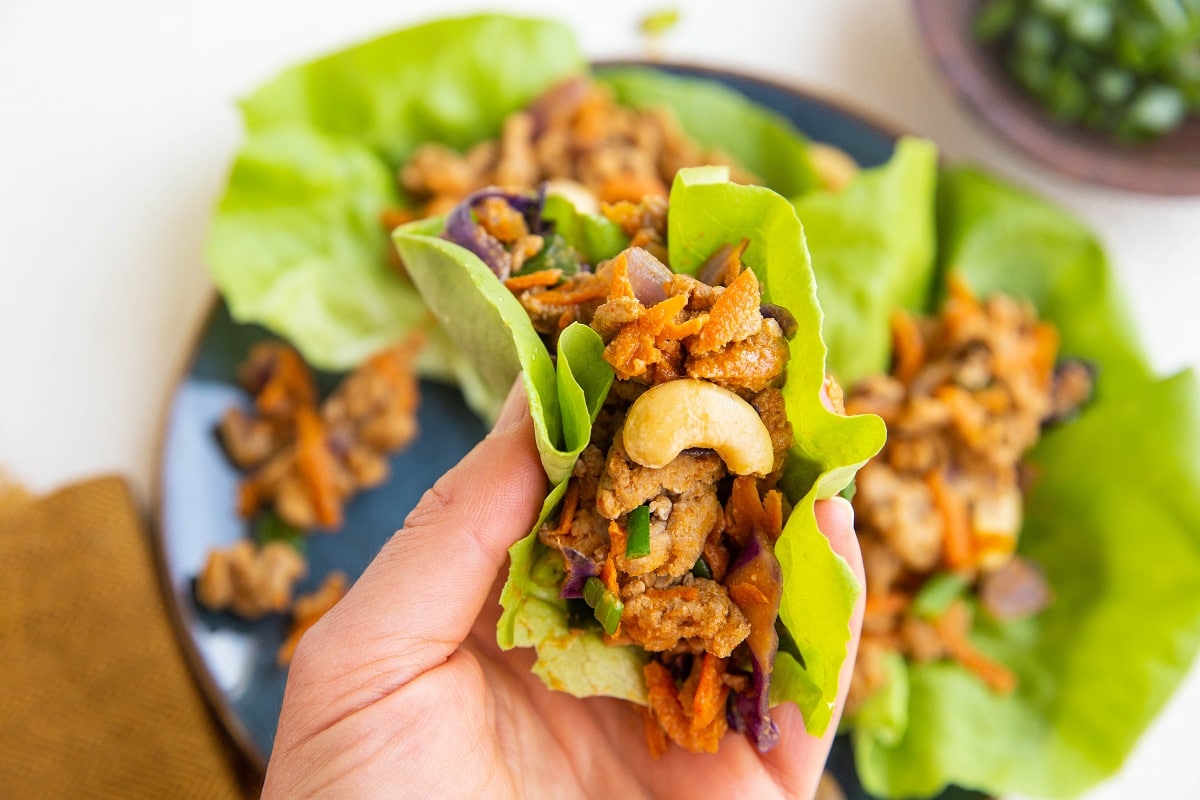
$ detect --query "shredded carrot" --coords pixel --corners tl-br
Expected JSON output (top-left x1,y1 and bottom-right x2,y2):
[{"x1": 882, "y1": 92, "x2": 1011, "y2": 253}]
[
  {"x1": 642, "y1": 706, "x2": 670, "y2": 759},
  {"x1": 603, "y1": 293, "x2": 689, "y2": 380},
  {"x1": 294, "y1": 407, "x2": 343, "y2": 530},
  {"x1": 600, "y1": 545, "x2": 620, "y2": 597},
  {"x1": 598, "y1": 173, "x2": 668, "y2": 205},
  {"x1": 936, "y1": 603, "x2": 1017, "y2": 694},
  {"x1": 534, "y1": 281, "x2": 610, "y2": 306},
  {"x1": 690, "y1": 267, "x2": 762, "y2": 355},
  {"x1": 553, "y1": 481, "x2": 580, "y2": 537},
  {"x1": 606, "y1": 520, "x2": 626, "y2": 567},
  {"x1": 607, "y1": 251, "x2": 637, "y2": 301},
  {"x1": 926, "y1": 469, "x2": 973, "y2": 571},
  {"x1": 475, "y1": 196, "x2": 529, "y2": 241},
  {"x1": 890, "y1": 309, "x2": 925, "y2": 386},
  {"x1": 728, "y1": 582, "x2": 770, "y2": 607},
  {"x1": 256, "y1": 346, "x2": 316, "y2": 418},
  {"x1": 725, "y1": 475, "x2": 765, "y2": 546},
  {"x1": 691, "y1": 653, "x2": 729, "y2": 731},
  {"x1": 643, "y1": 661, "x2": 725, "y2": 754},
  {"x1": 1031, "y1": 322, "x2": 1060, "y2": 389},
  {"x1": 763, "y1": 491, "x2": 784, "y2": 541},
  {"x1": 504, "y1": 269, "x2": 562, "y2": 292},
  {"x1": 702, "y1": 519, "x2": 729, "y2": 583}
]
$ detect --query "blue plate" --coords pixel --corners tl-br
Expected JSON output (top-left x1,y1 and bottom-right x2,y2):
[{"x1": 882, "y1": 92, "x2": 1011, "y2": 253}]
[{"x1": 155, "y1": 62, "x2": 982, "y2": 799}]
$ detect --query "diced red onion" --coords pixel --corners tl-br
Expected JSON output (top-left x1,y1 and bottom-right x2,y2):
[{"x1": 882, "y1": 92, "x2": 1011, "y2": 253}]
[
  {"x1": 624, "y1": 247, "x2": 673, "y2": 305},
  {"x1": 760, "y1": 303, "x2": 798, "y2": 339},
  {"x1": 697, "y1": 241, "x2": 738, "y2": 286},
  {"x1": 442, "y1": 188, "x2": 546, "y2": 279}
]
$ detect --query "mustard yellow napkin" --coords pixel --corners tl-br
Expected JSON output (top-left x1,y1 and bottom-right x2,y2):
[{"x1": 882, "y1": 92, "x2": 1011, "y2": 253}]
[{"x1": 0, "y1": 476, "x2": 258, "y2": 799}]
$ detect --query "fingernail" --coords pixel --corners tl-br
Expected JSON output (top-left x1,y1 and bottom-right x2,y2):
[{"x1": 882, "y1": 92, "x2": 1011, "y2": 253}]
[{"x1": 493, "y1": 377, "x2": 529, "y2": 434}]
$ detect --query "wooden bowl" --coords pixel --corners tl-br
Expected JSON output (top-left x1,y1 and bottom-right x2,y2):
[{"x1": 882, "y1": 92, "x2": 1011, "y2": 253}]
[{"x1": 913, "y1": 0, "x2": 1200, "y2": 196}]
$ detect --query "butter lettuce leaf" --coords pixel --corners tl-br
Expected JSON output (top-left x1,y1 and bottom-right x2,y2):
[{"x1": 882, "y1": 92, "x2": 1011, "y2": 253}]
[
  {"x1": 795, "y1": 137, "x2": 939, "y2": 386},
  {"x1": 598, "y1": 67, "x2": 819, "y2": 197},
  {"x1": 208, "y1": 15, "x2": 585, "y2": 373}
]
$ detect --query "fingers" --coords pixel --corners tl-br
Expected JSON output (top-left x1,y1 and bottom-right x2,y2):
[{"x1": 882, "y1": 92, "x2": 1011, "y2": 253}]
[
  {"x1": 762, "y1": 496, "x2": 864, "y2": 797},
  {"x1": 291, "y1": 379, "x2": 547, "y2": 695}
]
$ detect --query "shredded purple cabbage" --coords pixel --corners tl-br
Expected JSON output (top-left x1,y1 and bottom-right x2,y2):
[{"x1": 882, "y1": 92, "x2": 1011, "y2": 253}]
[
  {"x1": 442, "y1": 187, "x2": 547, "y2": 280},
  {"x1": 724, "y1": 529, "x2": 784, "y2": 753},
  {"x1": 559, "y1": 547, "x2": 600, "y2": 599}
]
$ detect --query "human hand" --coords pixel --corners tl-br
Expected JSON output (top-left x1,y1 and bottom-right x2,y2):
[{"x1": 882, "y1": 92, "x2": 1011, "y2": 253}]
[{"x1": 262, "y1": 382, "x2": 864, "y2": 800}]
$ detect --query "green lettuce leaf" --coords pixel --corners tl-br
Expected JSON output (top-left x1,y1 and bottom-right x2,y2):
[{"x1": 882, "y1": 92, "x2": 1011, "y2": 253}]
[
  {"x1": 598, "y1": 67, "x2": 819, "y2": 197},
  {"x1": 206, "y1": 16, "x2": 818, "y2": 385},
  {"x1": 821, "y1": 160, "x2": 1200, "y2": 798},
  {"x1": 397, "y1": 168, "x2": 884, "y2": 735},
  {"x1": 208, "y1": 15, "x2": 585, "y2": 373},
  {"x1": 795, "y1": 137, "x2": 939, "y2": 386}
]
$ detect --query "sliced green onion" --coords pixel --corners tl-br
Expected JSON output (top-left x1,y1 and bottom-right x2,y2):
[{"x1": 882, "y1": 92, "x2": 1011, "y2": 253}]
[
  {"x1": 254, "y1": 512, "x2": 306, "y2": 553},
  {"x1": 583, "y1": 576, "x2": 624, "y2": 635},
  {"x1": 691, "y1": 556, "x2": 713, "y2": 580},
  {"x1": 912, "y1": 572, "x2": 972, "y2": 620},
  {"x1": 626, "y1": 505, "x2": 651, "y2": 559}
]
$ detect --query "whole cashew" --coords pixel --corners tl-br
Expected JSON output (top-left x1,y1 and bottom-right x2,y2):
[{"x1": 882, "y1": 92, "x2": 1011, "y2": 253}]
[{"x1": 621, "y1": 379, "x2": 774, "y2": 476}]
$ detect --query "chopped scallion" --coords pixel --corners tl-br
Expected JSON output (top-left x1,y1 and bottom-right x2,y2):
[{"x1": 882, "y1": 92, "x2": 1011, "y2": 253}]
[
  {"x1": 691, "y1": 556, "x2": 713, "y2": 580},
  {"x1": 626, "y1": 505, "x2": 651, "y2": 559},
  {"x1": 583, "y1": 576, "x2": 624, "y2": 635}
]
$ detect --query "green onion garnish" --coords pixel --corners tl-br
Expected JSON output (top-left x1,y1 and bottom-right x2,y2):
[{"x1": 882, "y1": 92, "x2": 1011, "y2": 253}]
[
  {"x1": 691, "y1": 556, "x2": 713, "y2": 580},
  {"x1": 626, "y1": 504, "x2": 651, "y2": 559},
  {"x1": 583, "y1": 576, "x2": 624, "y2": 635},
  {"x1": 254, "y1": 512, "x2": 306, "y2": 553}
]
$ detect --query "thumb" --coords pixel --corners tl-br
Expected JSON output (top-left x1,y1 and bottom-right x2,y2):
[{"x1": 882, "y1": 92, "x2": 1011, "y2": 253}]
[{"x1": 292, "y1": 378, "x2": 547, "y2": 692}]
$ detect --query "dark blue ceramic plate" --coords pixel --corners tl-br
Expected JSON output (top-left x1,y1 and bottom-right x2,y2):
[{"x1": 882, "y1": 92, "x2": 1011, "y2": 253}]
[{"x1": 155, "y1": 62, "x2": 983, "y2": 799}]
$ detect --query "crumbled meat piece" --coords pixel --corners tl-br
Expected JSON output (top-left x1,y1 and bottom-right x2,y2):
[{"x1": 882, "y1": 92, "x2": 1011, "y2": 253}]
[
  {"x1": 617, "y1": 490, "x2": 721, "y2": 578},
  {"x1": 846, "y1": 639, "x2": 893, "y2": 716},
  {"x1": 217, "y1": 407, "x2": 283, "y2": 470},
  {"x1": 620, "y1": 577, "x2": 751, "y2": 657},
  {"x1": 226, "y1": 339, "x2": 421, "y2": 531},
  {"x1": 596, "y1": 430, "x2": 725, "y2": 519},
  {"x1": 196, "y1": 540, "x2": 306, "y2": 619},
  {"x1": 855, "y1": 462, "x2": 943, "y2": 572},
  {"x1": 685, "y1": 318, "x2": 789, "y2": 394},
  {"x1": 750, "y1": 388, "x2": 794, "y2": 481}
]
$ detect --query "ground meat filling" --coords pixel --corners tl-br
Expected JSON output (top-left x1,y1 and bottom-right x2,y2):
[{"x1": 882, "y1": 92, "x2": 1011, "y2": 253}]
[
  {"x1": 531, "y1": 232, "x2": 799, "y2": 755},
  {"x1": 844, "y1": 278, "x2": 1093, "y2": 713}
]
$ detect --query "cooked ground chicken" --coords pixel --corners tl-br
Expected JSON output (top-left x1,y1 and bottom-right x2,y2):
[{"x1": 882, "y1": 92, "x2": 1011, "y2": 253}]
[
  {"x1": 844, "y1": 278, "x2": 1091, "y2": 714},
  {"x1": 523, "y1": 229, "x2": 799, "y2": 755},
  {"x1": 221, "y1": 338, "x2": 421, "y2": 531},
  {"x1": 393, "y1": 77, "x2": 757, "y2": 225},
  {"x1": 196, "y1": 540, "x2": 306, "y2": 619}
]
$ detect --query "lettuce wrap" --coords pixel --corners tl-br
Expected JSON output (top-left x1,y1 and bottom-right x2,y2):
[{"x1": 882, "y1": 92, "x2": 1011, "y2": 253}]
[
  {"x1": 797, "y1": 144, "x2": 1200, "y2": 798},
  {"x1": 205, "y1": 13, "x2": 818, "y2": 417},
  {"x1": 393, "y1": 167, "x2": 885, "y2": 741}
]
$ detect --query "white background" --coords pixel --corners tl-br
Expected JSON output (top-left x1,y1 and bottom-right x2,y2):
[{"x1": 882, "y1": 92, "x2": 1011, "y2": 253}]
[{"x1": 1, "y1": 1, "x2": 1198, "y2": 796}]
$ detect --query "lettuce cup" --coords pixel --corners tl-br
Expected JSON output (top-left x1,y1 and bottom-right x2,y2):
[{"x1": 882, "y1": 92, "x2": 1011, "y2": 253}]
[{"x1": 393, "y1": 168, "x2": 885, "y2": 752}]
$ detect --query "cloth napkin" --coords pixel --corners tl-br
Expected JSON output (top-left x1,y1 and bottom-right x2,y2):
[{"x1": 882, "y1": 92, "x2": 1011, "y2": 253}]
[{"x1": 0, "y1": 475, "x2": 259, "y2": 799}]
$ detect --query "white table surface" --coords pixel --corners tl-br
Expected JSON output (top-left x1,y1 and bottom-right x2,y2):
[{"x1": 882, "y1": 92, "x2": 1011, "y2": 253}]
[{"x1": 2, "y1": 0, "x2": 1197, "y2": 796}]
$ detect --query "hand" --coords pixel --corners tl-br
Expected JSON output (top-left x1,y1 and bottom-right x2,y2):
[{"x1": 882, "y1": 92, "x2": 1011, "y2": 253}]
[{"x1": 262, "y1": 382, "x2": 864, "y2": 799}]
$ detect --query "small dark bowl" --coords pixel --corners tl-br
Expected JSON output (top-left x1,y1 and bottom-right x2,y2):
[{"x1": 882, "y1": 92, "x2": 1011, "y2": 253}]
[{"x1": 913, "y1": 0, "x2": 1200, "y2": 196}]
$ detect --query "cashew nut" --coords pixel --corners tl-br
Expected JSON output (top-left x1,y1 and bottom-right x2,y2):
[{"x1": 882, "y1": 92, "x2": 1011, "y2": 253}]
[{"x1": 621, "y1": 379, "x2": 774, "y2": 476}]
